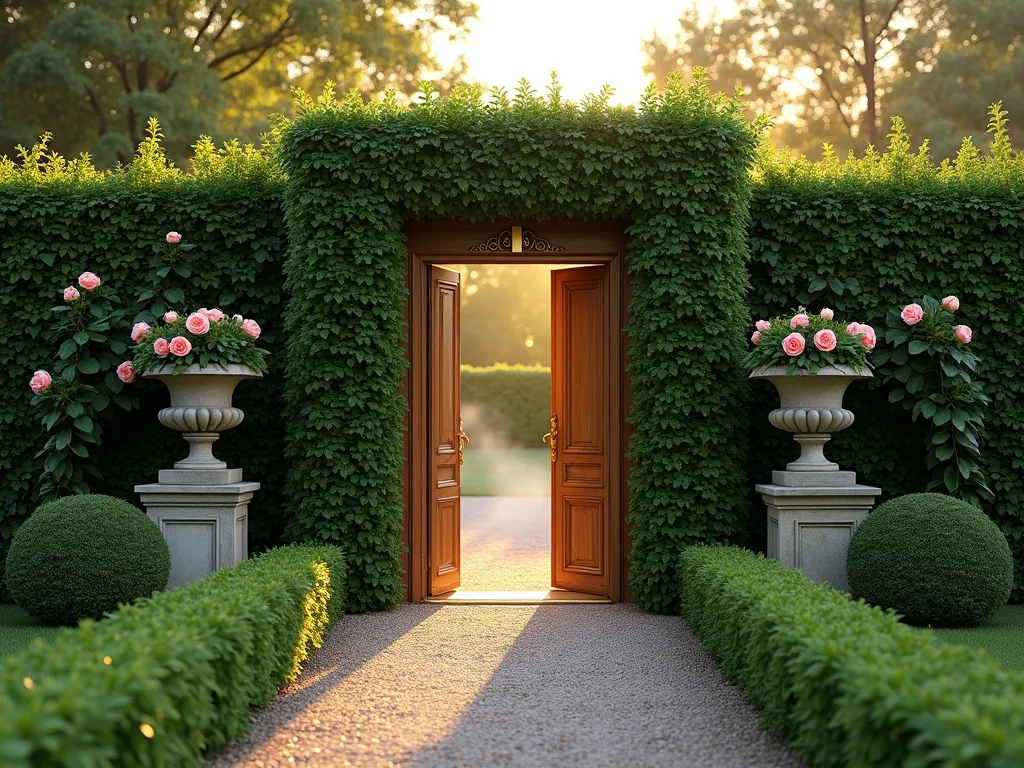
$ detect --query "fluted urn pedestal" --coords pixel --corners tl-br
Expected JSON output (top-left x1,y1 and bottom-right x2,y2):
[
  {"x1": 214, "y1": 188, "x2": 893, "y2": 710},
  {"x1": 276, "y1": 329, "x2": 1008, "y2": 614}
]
[
  {"x1": 135, "y1": 364, "x2": 261, "y2": 589},
  {"x1": 750, "y1": 364, "x2": 881, "y2": 591}
]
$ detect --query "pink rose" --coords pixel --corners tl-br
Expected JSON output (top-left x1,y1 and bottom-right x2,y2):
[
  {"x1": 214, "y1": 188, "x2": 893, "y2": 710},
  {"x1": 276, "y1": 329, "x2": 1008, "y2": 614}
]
[
  {"x1": 116, "y1": 361, "x2": 136, "y2": 384},
  {"x1": 751, "y1": 331, "x2": 762, "y2": 345},
  {"x1": 185, "y1": 312, "x2": 211, "y2": 335},
  {"x1": 154, "y1": 338, "x2": 170, "y2": 357},
  {"x1": 242, "y1": 319, "x2": 261, "y2": 339},
  {"x1": 755, "y1": 320, "x2": 771, "y2": 332},
  {"x1": 858, "y1": 324, "x2": 877, "y2": 350},
  {"x1": 197, "y1": 307, "x2": 210, "y2": 317},
  {"x1": 955, "y1": 325, "x2": 972, "y2": 344},
  {"x1": 166, "y1": 231, "x2": 182, "y2": 244},
  {"x1": 901, "y1": 303, "x2": 924, "y2": 325},
  {"x1": 169, "y1": 336, "x2": 192, "y2": 357},
  {"x1": 813, "y1": 329, "x2": 837, "y2": 352},
  {"x1": 845, "y1": 322, "x2": 860, "y2": 335},
  {"x1": 206, "y1": 308, "x2": 225, "y2": 322},
  {"x1": 790, "y1": 313, "x2": 810, "y2": 329},
  {"x1": 131, "y1": 322, "x2": 151, "y2": 342},
  {"x1": 164, "y1": 311, "x2": 179, "y2": 324},
  {"x1": 942, "y1": 295, "x2": 960, "y2": 312},
  {"x1": 63, "y1": 286, "x2": 79, "y2": 302},
  {"x1": 29, "y1": 370, "x2": 52, "y2": 394},
  {"x1": 782, "y1": 332, "x2": 806, "y2": 357},
  {"x1": 78, "y1": 271, "x2": 101, "y2": 291},
  {"x1": 819, "y1": 308, "x2": 835, "y2": 321}
]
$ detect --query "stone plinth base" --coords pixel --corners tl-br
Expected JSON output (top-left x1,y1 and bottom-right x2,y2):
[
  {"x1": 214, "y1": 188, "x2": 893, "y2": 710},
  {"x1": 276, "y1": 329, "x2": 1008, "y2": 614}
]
[
  {"x1": 756, "y1": 483, "x2": 881, "y2": 592},
  {"x1": 135, "y1": 479, "x2": 259, "y2": 589}
]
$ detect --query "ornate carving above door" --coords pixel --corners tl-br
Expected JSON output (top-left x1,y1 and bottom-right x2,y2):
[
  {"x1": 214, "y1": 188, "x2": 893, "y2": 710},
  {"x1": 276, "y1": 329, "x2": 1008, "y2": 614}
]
[{"x1": 469, "y1": 225, "x2": 565, "y2": 253}]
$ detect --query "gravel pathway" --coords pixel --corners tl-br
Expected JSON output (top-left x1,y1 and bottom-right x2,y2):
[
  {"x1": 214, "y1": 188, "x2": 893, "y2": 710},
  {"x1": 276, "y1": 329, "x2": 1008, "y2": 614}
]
[
  {"x1": 460, "y1": 497, "x2": 550, "y2": 591},
  {"x1": 207, "y1": 604, "x2": 803, "y2": 768}
]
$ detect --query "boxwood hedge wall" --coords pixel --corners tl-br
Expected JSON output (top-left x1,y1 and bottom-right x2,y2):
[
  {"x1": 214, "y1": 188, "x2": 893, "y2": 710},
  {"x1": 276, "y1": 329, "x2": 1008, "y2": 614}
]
[
  {"x1": 2, "y1": 96, "x2": 1023, "y2": 610},
  {"x1": 279, "y1": 78, "x2": 757, "y2": 613},
  {"x1": 0, "y1": 171, "x2": 289, "y2": 599},
  {"x1": 746, "y1": 127, "x2": 1024, "y2": 599},
  {"x1": 460, "y1": 364, "x2": 550, "y2": 448}
]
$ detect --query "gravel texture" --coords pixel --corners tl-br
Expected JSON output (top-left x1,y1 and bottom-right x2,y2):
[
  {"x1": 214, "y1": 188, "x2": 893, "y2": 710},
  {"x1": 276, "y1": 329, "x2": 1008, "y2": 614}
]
[
  {"x1": 460, "y1": 496, "x2": 550, "y2": 591},
  {"x1": 207, "y1": 604, "x2": 803, "y2": 768}
]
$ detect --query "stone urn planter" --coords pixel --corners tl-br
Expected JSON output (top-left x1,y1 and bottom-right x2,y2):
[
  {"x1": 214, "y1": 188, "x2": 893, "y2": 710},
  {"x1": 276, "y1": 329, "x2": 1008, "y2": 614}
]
[
  {"x1": 749, "y1": 363, "x2": 871, "y2": 474},
  {"x1": 143, "y1": 363, "x2": 262, "y2": 471},
  {"x1": 136, "y1": 363, "x2": 262, "y2": 589},
  {"x1": 750, "y1": 363, "x2": 880, "y2": 592}
]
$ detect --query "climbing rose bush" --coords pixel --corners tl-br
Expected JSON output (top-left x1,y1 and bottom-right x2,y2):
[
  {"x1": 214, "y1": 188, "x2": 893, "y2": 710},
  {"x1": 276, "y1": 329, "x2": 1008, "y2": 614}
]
[
  {"x1": 875, "y1": 294, "x2": 990, "y2": 504},
  {"x1": 131, "y1": 306, "x2": 270, "y2": 375},
  {"x1": 744, "y1": 306, "x2": 874, "y2": 374}
]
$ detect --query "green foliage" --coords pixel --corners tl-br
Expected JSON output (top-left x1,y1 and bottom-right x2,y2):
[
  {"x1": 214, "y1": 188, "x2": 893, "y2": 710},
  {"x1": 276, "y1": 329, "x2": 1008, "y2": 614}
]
[
  {"x1": 0, "y1": 605, "x2": 59, "y2": 658},
  {"x1": 133, "y1": 314, "x2": 270, "y2": 374},
  {"x1": 747, "y1": 112, "x2": 1024, "y2": 600},
  {"x1": 0, "y1": 544, "x2": 346, "y2": 766},
  {"x1": 29, "y1": 276, "x2": 138, "y2": 499},
  {"x1": 876, "y1": 295, "x2": 992, "y2": 503},
  {"x1": 460, "y1": 364, "x2": 550, "y2": 448},
  {"x1": 680, "y1": 545, "x2": 1024, "y2": 766},
  {"x1": 4, "y1": 495, "x2": 170, "y2": 626},
  {"x1": 280, "y1": 73, "x2": 756, "y2": 613},
  {"x1": 743, "y1": 308, "x2": 872, "y2": 373},
  {"x1": 847, "y1": 493, "x2": 1013, "y2": 627},
  {"x1": 0, "y1": 145, "x2": 289, "y2": 600},
  {"x1": 0, "y1": 1, "x2": 476, "y2": 168}
]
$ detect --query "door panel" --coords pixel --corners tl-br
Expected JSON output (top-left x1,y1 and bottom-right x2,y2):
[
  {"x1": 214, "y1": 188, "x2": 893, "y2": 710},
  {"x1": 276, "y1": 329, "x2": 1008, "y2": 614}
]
[
  {"x1": 429, "y1": 266, "x2": 461, "y2": 595},
  {"x1": 551, "y1": 266, "x2": 610, "y2": 595}
]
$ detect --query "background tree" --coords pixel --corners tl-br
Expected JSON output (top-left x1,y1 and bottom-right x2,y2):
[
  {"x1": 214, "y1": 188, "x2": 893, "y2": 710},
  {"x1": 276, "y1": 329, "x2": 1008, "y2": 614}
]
[
  {"x1": 645, "y1": 0, "x2": 1023, "y2": 156},
  {"x1": 0, "y1": 0, "x2": 476, "y2": 167}
]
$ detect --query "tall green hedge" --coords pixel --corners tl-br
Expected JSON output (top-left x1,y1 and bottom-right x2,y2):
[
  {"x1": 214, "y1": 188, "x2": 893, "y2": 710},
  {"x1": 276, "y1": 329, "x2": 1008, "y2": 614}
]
[
  {"x1": 0, "y1": 163, "x2": 288, "y2": 599},
  {"x1": 460, "y1": 364, "x2": 550, "y2": 447},
  {"x1": 280, "y1": 77, "x2": 756, "y2": 612},
  {"x1": 746, "y1": 120, "x2": 1024, "y2": 598}
]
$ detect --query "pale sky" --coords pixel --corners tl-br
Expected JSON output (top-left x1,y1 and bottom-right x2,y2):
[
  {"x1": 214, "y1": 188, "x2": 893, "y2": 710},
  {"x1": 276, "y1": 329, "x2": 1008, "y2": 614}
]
[{"x1": 433, "y1": 0, "x2": 733, "y2": 106}]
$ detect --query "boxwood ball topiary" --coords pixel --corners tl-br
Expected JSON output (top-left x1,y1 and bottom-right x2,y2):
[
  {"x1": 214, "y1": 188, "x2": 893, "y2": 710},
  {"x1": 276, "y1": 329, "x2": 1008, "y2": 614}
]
[
  {"x1": 847, "y1": 493, "x2": 1012, "y2": 627},
  {"x1": 4, "y1": 495, "x2": 170, "y2": 626}
]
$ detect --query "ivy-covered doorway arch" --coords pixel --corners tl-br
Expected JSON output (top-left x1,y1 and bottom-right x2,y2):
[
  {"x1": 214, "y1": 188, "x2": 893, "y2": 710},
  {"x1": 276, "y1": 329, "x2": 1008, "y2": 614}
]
[
  {"x1": 402, "y1": 220, "x2": 628, "y2": 603},
  {"x1": 280, "y1": 77, "x2": 756, "y2": 613}
]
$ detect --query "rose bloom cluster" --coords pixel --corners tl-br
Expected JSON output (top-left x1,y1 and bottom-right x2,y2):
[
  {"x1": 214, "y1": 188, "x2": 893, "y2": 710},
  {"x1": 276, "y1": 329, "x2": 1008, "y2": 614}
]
[
  {"x1": 31, "y1": 271, "x2": 109, "y2": 392},
  {"x1": 900, "y1": 295, "x2": 972, "y2": 344},
  {"x1": 751, "y1": 308, "x2": 876, "y2": 358},
  {"x1": 118, "y1": 307, "x2": 263, "y2": 383}
]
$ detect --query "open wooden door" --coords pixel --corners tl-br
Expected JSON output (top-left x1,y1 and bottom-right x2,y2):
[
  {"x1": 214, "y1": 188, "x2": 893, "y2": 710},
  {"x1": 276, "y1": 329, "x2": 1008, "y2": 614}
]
[
  {"x1": 428, "y1": 266, "x2": 462, "y2": 595},
  {"x1": 550, "y1": 266, "x2": 611, "y2": 595}
]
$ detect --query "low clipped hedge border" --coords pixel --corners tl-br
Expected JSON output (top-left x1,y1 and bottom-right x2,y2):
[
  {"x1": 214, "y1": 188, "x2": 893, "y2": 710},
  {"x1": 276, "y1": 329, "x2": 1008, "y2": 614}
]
[
  {"x1": 460, "y1": 364, "x2": 550, "y2": 448},
  {"x1": 0, "y1": 545, "x2": 346, "y2": 767},
  {"x1": 680, "y1": 545, "x2": 1024, "y2": 766}
]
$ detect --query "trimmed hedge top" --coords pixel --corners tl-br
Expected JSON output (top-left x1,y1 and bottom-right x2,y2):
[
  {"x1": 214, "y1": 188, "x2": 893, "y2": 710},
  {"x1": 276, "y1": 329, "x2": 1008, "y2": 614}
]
[
  {"x1": 0, "y1": 545, "x2": 345, "y2": 767},
  {"x1": 681, "y1": 545, "x2": 1024, "y2": 766}
]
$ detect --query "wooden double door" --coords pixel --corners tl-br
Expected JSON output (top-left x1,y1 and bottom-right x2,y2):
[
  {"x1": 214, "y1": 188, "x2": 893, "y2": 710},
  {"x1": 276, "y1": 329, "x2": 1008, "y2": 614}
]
[{"x1": 427, "y1": 264, "x2": 615, "y2": 596}]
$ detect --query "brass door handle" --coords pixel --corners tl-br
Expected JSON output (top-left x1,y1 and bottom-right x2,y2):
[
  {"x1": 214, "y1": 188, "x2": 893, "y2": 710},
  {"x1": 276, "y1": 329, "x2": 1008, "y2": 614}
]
[
  {"x1": 542, "y1": 413, "x2": 558, "y2": 463},
  {"x1": 458, "y1": 419, "x2": 469, "y2": 466}
]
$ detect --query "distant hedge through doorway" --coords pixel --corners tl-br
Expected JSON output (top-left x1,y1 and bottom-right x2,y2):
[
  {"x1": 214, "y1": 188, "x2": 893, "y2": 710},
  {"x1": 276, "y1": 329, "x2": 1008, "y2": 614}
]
[
  {"x1": 460, "y1": 364, "x2": 550, "y2": 448},
  {"x1": 280, "y1": 76, "x2": 757, "y2": 612}
]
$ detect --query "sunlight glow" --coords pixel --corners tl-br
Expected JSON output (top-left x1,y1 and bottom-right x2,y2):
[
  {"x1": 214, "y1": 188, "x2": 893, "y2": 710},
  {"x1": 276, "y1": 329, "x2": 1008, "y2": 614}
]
[{"x1": 433, "y1": 0, "x2": 733, "y2": 105}]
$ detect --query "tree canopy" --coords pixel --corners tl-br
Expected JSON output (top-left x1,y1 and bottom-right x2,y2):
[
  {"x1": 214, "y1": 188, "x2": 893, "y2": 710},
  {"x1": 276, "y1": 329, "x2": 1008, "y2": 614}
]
[
  {"x1": 647, "y1": 0, "x2": 1023, "y2": 157},
  {"x1": 0, "y1": 0, "x2": 476, "y2": 167}
]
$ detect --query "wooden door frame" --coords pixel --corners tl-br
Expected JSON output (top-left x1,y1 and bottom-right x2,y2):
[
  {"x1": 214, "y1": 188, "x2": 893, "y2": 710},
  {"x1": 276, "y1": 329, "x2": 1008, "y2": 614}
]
[{"x1": 403, "y1": 220, "x2": 631, "y2": 603}]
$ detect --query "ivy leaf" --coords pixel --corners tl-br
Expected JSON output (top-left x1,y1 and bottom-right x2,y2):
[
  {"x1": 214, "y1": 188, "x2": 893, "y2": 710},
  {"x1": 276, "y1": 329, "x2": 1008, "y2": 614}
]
[
  {"x1": 66, "y1": 402, "x2": 84, "y2": 418},
  {"x1": 908, "y1": 341, "x2": 930, "y2": 354},
  {"x1": 110, "y1": 341, "x2": 127, "y2": 355},
  {"x1": 74, "y1": 332, "x2": 90, "y2": 346},
  {"x1": 58, "y1": 338, "x2": 78, "y2": 359},
  {"x1": 828, "y1": 276, "x2": 845, "y2": 295},
  {"x1": 73, "y1": 415, "x2": 94, "y2": 434},
  {"x1": 77, "y1": 358, "x2": 100, "y2": 374},
  {"x1": 163, "y1": 287, "x2": 186, "y2": 304},
  {"x1": 808, "y1": 278, "x2": 827, "y2": 292}
]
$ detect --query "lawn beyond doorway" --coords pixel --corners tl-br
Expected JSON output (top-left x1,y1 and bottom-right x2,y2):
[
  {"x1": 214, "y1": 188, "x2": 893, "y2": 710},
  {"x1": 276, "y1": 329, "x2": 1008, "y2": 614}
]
[
  {"x1": 931, "y1": 605, "x2": 1024, "y2": 672},
  {"x1": 460, "y1": 447, "x2": 550, "y2": 497}
]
